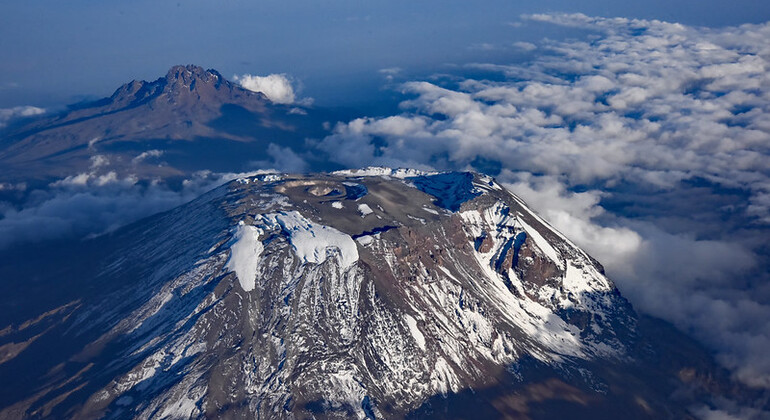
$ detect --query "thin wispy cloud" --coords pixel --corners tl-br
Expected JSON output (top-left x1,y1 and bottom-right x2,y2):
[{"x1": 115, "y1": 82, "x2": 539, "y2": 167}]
[
  {"x1": 131, "y1": 149, "x2": 164, "y2": 165},
  {"x1": 0, "y1": 106, "x2": 45, "y2": 128}
]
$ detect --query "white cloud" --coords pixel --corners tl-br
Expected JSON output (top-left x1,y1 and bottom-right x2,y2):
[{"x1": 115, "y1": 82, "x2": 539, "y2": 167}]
[
  {"x1": 233, "y1": 73, "x2": 297, "y2": 104},
  {"x1": 49, "y1": 170, "x2": 135, "y2": 188},
  {"x1": 90, "y1": 155, "x2": 110, "y2": 169},
  {"x1": 692, "y1": 402, "x2": 769, "y2": 420},
  {"x1": 0, "y1": 106, "x2": 45, "y2": 128}
]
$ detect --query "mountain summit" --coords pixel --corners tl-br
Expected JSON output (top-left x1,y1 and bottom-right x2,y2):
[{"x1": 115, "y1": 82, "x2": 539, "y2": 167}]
[
  {"x1": 0, "y1": 169, "x2": 749, "y2": 419},
  {"x1": 101, "y1": 65, "x2": 261, "y2": 112}
]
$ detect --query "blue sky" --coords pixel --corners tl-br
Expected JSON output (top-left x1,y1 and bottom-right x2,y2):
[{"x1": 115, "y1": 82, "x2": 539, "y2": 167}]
[{"x1": 2, "y1": 0, "x2": 770, "y2": 108}]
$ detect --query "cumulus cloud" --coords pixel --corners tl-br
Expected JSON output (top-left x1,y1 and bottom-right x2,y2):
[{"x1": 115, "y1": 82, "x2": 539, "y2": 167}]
[
  {"x1": 233, "y1": 73, "x2": 297, "y2": 104},
  {"x1": 317, "y1": 14, "x2": 770, "y2": 388},
  {"x1": 0, "y1": 106, "x2": 45, "y2": 128}
]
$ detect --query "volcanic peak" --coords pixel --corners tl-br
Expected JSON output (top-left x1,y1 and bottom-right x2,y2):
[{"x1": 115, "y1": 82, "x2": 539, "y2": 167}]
[{"x1": 104, "y1": 64, "x2": 256, "y2": 110}]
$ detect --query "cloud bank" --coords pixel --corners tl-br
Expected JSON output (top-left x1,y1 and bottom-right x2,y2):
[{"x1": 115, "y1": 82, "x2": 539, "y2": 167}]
[
  {"x1": 318, "y1": 14, "x2": 770, "y2": 389},
  {"x1": 0, "y1": 169, "x2": 272, "y2": 250}
]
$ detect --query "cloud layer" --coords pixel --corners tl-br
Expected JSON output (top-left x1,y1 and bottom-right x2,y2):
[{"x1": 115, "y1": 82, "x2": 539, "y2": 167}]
[
  {"x1": 321, "y1": 16, "x2": 770, "y2": 220},
  {"x1": 318, "y1": 14, "x2": 770, "y2": 388}
]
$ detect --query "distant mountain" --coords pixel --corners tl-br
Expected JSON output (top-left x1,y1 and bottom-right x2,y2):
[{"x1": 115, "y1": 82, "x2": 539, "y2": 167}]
[
  {"x1": 0, "y1": 169, "x2": 757, "y2": 419},
  {"x1": 0, "y1": 65, "x2": 337, "y2": 184}
]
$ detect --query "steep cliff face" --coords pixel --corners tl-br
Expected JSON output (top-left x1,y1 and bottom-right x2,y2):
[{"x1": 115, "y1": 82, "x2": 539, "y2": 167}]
[{"x1": 0, "y1": 169, "x2": 743, "y2": 419}]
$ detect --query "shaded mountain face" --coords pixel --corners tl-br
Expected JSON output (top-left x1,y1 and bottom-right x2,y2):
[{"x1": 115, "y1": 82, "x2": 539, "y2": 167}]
[
  {"x1": 0, "y1": 169, "x2": 753, "y2": 419},
  {"x1": 0, "y1": 65, "x2": 335, "y2": 184}
]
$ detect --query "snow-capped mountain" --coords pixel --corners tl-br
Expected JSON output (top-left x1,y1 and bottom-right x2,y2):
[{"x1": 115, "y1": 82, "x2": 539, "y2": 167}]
[{"x1": 0, "y1": 169, "x2": 748, "y2": 419}]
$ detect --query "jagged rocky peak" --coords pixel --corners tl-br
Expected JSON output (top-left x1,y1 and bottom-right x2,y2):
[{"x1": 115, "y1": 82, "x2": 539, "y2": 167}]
[
  {"x1": 165, "y1": 64, "x2": 223, "y2": 86},
  {"x1": 0, "y1": 168, "x2": 741, "y2": 419},
  {"x1": 104, "y1": 64, "x2": 255, "y2": 108},
  {"x1": 163, "y1": 64, "x2": 228, "y2": 96}
]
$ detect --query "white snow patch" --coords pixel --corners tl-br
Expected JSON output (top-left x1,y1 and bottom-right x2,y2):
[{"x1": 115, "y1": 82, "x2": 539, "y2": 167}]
[
  {"x1": 226, "y1": 222, "x2": 264, "y2": 292},
  {"x1": 358, "y1": 203, "x2": 373, "y2": 217},
  {"x1": 157, "y1": 390, "x2": 203, "y2": 419},
  {"x1": 333, "y1": 167, "x2": 435, "y2": 179},
  {"x1": 431, "y1": 358, "x2": 459, "y2": 394},
  {"x1": 265, "y1": 211, "x2": 359, "y2": 269},
  {"x1": 407, "y1": 214, "x2": 426, "y2": 224},
  {"x1": 474, "y1": 174, "x2": 503, "y2": 191},
  {"x1": 325, "y1": 370, "x2": 369, "y2": 416},
  {"x1": 563, "y1": 262, "x2": 611, "y2": 295},
  {"x1": 233, "y1": 170, "x2": 281, "y2": 184},
  {"x1": 331, "y1": 201, "x2": 344, "y2": 209},
  {"x1": 356, "y1": 235, "x2": 374, "y2": 246},
  {"x1": 262, "y1": 174, "x2": 283, "y2": 182},
  {"x1": 422, "y1": 206, "x2": 439, "y2": 215},
  {"x1": 404, "y1": 314, "x2": 426, "y2": 350}
]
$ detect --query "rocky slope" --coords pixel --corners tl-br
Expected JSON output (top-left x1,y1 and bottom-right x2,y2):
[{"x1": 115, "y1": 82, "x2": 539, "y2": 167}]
[{"x1": 0, "y1": 169, "x2": 755, "y2": 419}]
